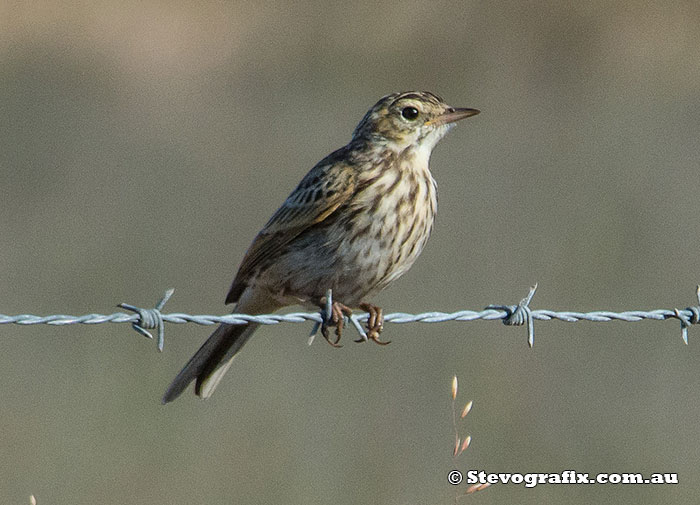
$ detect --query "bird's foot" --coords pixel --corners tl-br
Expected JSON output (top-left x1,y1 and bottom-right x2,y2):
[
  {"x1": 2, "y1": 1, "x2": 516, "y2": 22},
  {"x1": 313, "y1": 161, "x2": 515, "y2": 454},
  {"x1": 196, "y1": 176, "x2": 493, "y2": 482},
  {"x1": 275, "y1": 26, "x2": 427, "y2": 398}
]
[
  {"x1": 356, "y1": 302, "x2": 389, "y2": 345},
  {"x1": 320, "y1": 299, "x2": 353, "y2": 347}
]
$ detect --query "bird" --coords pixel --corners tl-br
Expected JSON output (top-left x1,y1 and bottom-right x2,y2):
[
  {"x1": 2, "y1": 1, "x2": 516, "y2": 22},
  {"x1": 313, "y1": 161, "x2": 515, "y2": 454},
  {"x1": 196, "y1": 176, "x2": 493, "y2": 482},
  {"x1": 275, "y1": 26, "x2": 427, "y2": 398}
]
[{"x1": 162, "y1": 91, "x2": 479, "y2": 403}]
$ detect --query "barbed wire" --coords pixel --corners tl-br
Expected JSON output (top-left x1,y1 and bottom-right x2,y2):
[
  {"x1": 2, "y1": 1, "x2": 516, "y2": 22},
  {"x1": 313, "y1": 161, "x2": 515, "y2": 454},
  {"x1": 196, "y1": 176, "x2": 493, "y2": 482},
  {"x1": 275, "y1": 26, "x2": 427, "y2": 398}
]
[{"x1": 1, "y1": 285, "x2": 699, "y2": 351}]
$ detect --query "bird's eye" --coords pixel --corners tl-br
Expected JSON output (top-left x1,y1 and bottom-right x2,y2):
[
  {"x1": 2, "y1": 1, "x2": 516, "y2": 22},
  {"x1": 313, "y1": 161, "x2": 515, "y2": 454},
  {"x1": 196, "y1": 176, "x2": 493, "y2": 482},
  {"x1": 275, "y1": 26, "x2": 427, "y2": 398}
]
[{"x1": 401, "y1": 106, "x2": 419, "y2": 120}]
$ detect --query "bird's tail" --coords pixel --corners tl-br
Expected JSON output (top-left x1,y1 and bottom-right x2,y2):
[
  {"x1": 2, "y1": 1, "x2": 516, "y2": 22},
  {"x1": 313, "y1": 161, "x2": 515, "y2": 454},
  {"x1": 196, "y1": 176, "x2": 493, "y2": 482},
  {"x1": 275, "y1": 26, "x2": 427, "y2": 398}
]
[{"x1": 162, "y1": 322, "x2": 259, "y2": 403}]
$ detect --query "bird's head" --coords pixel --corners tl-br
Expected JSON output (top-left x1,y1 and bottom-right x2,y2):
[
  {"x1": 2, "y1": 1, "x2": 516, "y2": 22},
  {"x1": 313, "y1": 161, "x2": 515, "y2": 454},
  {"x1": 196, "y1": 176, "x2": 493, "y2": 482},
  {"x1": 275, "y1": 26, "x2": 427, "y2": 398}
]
[{"x1": 352, "y1": 91, "x2": 479, "y2": 151}]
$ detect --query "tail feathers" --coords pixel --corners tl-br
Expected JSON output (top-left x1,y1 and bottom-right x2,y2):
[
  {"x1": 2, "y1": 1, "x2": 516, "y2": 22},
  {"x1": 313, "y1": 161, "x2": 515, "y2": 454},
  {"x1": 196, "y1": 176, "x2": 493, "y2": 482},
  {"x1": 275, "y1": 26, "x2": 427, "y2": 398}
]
[
  {"x1": 195, "y1": 356, "x2": 237, "y2": 399},
  {"x1": 162, "y1": 322, "x2": 259, "y2": 404}
]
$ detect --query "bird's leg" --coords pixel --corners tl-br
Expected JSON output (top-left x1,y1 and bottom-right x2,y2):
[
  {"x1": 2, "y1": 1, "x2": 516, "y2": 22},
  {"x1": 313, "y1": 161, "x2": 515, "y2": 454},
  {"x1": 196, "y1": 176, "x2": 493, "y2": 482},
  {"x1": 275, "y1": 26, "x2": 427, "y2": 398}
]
[
  {"x1": 357, "y1": 302, "x2": 389, "y2": 345},
  {"x1": 319, "y1": 299, "x2": 353, "y2": 347}
]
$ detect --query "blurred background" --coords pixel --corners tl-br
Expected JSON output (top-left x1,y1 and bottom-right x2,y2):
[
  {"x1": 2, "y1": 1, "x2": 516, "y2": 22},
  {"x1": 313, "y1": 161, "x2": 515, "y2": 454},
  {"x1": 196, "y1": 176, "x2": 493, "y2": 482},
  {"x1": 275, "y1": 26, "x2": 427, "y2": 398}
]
[{"x1": 1, "y1": 1, "x2": 699, "y2": 503}]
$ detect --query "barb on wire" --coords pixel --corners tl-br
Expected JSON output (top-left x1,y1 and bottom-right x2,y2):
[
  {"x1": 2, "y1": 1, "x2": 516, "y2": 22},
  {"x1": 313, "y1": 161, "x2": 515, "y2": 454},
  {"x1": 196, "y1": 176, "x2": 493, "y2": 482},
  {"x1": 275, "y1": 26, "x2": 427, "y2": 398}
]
[
  {"x1": 118, "y1": 289, "x2": 174, "y2": 352},
  {"x1": 674, "y1": 285, "x2": 700, "y2": 345},
  {"x1": 486, "y1": 283, "x2": 538, "y2": 347},
  {"x1": 307, "y1": 289, "x2": 369, "y2": 345},
  {"x1": 1, "y1": 285, "x2": 700, "y2": 351}
]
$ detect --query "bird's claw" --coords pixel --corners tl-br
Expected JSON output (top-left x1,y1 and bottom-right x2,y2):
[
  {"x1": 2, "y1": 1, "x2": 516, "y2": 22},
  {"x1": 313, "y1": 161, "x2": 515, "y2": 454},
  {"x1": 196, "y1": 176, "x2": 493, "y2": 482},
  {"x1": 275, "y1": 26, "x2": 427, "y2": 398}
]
[
  {"x1": 320, "y1": 299, "x2": 353, "y2": 347},
  {"x1": 356, "y1": 302, "x2": 390, "y2": 345},
  {"x1": 319, "y1": 298, "x2": 390, "y2": 346}
]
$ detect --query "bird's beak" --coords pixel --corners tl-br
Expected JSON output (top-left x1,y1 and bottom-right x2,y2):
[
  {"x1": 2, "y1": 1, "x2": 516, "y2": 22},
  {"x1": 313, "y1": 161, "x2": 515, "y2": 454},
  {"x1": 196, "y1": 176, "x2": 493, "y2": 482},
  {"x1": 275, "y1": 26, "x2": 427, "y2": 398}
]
[{"x1": 425, "y1": 107, "x2": 480, "y2": 127}]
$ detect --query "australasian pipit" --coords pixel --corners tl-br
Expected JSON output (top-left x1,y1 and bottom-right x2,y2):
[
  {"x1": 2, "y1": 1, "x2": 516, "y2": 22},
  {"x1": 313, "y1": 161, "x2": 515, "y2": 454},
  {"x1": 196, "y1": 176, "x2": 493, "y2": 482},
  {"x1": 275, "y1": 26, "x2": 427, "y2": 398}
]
[{"x1": 163, "y1": 91, "x2": 479, "y2": 403}]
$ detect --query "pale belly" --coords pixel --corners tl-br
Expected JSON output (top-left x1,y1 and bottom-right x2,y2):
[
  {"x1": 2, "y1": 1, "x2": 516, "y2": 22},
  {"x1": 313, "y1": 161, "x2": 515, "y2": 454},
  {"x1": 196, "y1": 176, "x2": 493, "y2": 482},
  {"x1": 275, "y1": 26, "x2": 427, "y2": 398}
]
[{"x1": 258, "y1": 165, "x2": 437, "y2": 307}]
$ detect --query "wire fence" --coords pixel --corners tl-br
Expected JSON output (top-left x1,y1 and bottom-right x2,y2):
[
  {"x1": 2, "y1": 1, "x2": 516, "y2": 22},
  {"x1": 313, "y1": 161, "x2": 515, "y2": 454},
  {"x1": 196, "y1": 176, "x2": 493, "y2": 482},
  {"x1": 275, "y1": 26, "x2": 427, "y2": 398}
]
[{"x1": 2, "y1": 285, "x2": 699, "y2": 351}]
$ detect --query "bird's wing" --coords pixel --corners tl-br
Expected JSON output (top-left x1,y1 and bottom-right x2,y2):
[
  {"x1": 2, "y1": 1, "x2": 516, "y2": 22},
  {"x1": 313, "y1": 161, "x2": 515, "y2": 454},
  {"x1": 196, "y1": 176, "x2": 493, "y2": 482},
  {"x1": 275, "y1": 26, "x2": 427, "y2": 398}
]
[{"x1": 225, "y1": 157, "x2": 357, "y2": 304}]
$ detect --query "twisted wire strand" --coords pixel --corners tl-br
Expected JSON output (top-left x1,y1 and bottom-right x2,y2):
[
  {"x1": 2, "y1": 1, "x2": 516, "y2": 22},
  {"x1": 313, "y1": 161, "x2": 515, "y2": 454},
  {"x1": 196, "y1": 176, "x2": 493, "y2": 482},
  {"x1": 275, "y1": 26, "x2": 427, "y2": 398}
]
[
  {"x1": 0, "y1": 308, "x2": 691, "y2": 326},
  {"x1": 1, "y1": 285, "x2": 699, "y2": 349}
]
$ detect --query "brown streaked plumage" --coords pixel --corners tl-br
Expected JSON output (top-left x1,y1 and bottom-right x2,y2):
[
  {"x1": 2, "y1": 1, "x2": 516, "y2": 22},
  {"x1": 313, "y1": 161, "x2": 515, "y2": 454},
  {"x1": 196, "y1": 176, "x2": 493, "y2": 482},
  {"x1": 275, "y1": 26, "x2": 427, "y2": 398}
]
[{"x1": 162, "y1": 91, "x2": 479, "y2": 403}]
